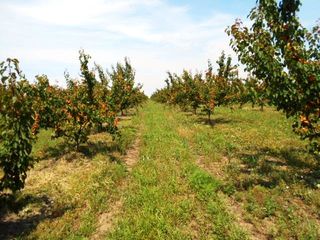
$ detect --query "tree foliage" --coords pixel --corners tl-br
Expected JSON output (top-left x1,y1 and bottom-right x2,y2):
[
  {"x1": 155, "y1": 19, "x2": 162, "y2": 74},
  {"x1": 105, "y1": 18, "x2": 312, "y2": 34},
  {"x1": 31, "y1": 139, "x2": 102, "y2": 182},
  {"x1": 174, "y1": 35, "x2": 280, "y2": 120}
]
[
  {"x1": 227, "y1": 0, "x2": 320, "y2": 154},
  {"x1": 53, "y1": 51, "x2": 118, "y2": 150},
  {"x1": 151, "y1": 53, "x2": 241, "y2": 121},
  {"x1": 0, "y1": 59, "x2": 38, "y2": 192},
  {"x1": 109, "y1": 58, "x2": 140, "y2": 115},
  {"x1": 33, "y1": 74, "x2": 65, "y2": 129},
  {"x1": 0, "y1": 50, "x2": 146, "y2": 192}
]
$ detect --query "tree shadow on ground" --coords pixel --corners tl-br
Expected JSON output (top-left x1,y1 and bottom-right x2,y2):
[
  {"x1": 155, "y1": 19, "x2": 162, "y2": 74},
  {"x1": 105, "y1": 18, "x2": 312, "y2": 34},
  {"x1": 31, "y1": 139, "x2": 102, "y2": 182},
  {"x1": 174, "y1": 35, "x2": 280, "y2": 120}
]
[
  {"x1": 195, "y1": 116, "x2": 238, "y2": 127},
  {"x1": 78, "y1": 140, "x2": 122, "y2": 164},
  {"x1": 231, "y1": 146, "x2": 320, "y2": 190},
  {"x1": 38, "y1": 142, "x2": 70, "y2": 160},
  {"x1": 0, "y1": 194, "x2": 72, "y2": 240},
  {"x1": 36, "y1": 131, "x2": 132, "y2": 164},
  {"x1": 78, "y1": 125, "x2": 138, "y2": 163}
]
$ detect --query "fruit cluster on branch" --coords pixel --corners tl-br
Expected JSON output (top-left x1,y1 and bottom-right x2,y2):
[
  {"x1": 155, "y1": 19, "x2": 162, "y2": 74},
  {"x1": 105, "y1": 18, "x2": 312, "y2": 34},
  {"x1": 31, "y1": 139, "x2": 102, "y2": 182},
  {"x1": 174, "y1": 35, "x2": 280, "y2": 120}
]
[{"x1": 0, "y1": 51, "x2": 147, "y2": 192}]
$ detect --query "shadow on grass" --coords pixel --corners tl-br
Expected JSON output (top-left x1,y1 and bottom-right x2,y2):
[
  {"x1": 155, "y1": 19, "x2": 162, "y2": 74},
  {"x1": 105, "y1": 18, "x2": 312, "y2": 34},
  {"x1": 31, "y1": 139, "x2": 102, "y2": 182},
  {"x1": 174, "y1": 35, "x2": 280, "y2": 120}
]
[
  {"x1": 232, "y1": 147, "x2": 320, "y2": 190},
  {"x1": 79, "y1": 125, "x2": 138, "y2": 163},
  {"x1": 41, "y1": 142, "x2": 69, "y2": 160},
  {"x1": 33, "y1": 138, "x2": 70, "y2": 161},
  {"x1": 195, "y1": 116, "x2": 238, "y2": 127},
  {"x1": 36, "y1": 125, "x2": 137, "y2": 163},
  {"x1": 78, "y1": 141, "x2": 122, "y2": 164},
  {"x1": 0, "y1": 194, "x2": 72, "y2": 240}
]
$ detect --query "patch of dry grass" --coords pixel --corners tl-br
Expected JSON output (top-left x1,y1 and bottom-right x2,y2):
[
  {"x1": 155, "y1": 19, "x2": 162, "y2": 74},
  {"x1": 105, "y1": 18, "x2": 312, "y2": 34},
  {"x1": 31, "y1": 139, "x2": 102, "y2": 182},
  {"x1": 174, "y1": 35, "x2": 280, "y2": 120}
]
[{"x1": 0, "y1": 112, "x2": 140, "y2": 240}]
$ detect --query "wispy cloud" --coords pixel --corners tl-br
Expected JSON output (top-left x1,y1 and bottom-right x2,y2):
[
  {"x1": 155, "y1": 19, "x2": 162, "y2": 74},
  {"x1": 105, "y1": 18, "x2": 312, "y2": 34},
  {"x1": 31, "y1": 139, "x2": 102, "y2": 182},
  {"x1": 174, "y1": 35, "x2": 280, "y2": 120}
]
[
  {"x1": 9, "y1": 0, "x2": 162, "y2": 26},
  {"x1": 0, "y1": 0, "x2": 242, "y2": 94}
]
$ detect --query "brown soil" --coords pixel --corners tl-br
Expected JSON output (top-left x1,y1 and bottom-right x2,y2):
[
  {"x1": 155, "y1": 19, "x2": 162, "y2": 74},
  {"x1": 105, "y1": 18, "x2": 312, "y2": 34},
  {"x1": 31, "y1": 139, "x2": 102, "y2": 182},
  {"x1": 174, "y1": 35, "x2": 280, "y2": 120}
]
[
  {"x1": 90, "y1": 135, "x2": 141, "y2": 239},
  {"x1": 196, "y1": 155, "x2": 269, "y2": 240},
  {"x1": 90, "y1": 200, "x2": 123, "y2": 240},
  {"x1": 123, "y1": 136, "x2": 141, "y2": 171}
]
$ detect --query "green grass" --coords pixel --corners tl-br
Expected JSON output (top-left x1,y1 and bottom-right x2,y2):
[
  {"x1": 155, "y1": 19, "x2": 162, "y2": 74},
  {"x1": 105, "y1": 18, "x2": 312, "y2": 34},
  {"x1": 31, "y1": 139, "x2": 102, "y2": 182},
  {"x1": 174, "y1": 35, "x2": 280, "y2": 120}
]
[
  {"x1": 1, "y1": 102, "x2": 319, "y2": 239},
  {"x1": 107, "y1": 102, "x2": 248, "y2": 240},
  {"x1": 170, "y1": 104, "x2": 320, "y2": 239}
]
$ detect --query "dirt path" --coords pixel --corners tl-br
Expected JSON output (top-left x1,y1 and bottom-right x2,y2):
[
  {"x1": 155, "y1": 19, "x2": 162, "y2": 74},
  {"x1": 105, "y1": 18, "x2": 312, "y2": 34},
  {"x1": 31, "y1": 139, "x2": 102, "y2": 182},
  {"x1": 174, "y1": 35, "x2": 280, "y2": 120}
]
[
  {"x1": 123, "y1": 135, "x2": 141, "y2": 171},
  {"x1": 196, "y1": 155, "x2": 268, "y2": 240},
  {"x1": 178, "y1": 126, "x2": 268, "y2": 239},
  {"x1": 90, "y1": 198, "x2": 123, "y2": 240},
  {"x1": 91, "y1": 134, "x2": 141, "y2": 240}
]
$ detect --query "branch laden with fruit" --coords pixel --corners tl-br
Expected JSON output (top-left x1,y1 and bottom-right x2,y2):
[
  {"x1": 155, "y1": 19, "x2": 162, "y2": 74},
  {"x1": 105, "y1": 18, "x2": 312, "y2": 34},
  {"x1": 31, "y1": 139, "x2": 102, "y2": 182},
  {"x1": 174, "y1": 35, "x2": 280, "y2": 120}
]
[
  {"x1": 0, "y1": 51, "x2": 146, "y2": 193},
  {"x1": 227, "y1": 0, "x2": 320, "y2": 155}
]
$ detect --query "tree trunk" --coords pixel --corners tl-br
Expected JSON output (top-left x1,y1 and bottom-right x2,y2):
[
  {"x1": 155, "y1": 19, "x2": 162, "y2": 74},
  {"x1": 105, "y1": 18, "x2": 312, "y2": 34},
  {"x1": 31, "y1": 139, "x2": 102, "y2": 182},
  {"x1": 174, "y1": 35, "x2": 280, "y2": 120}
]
[
  {"x1": 260, "y1": 104, "x2": 264, "y2": 111},
  {"x1": 76, "y1": 142, "x2": 80, "y2": 151}
]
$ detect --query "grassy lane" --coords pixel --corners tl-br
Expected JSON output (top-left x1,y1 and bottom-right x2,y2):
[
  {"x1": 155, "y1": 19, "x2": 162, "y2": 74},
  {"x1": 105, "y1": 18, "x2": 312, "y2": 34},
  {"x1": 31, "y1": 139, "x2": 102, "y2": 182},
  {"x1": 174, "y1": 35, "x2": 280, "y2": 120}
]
[
  {"x1": 108, "y1": 101, "x2": 248, "y2": 240},
  {"x1": 170, "y1": 105, "x2": 320, "y2": 239},
  {"x1": 3, "y1": 101, "x2": 316, "y2": 239}
]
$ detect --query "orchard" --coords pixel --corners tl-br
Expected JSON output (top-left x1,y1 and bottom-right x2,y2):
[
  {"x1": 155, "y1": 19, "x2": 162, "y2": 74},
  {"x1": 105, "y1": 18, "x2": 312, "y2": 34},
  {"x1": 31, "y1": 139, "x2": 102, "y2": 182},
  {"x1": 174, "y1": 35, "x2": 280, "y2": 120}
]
[
  {"x1": 0, "y1": 1, "x2": 319, "y2": 239},
  {"x1": 0, "y1": 51, "x2": 146, "y2": 192},
  {"x1": 227, "y1": 0, "x2": 320, "y2": 155},
  {"x1": 153, "y1": 0, "x2": 320, "y2": 157}
]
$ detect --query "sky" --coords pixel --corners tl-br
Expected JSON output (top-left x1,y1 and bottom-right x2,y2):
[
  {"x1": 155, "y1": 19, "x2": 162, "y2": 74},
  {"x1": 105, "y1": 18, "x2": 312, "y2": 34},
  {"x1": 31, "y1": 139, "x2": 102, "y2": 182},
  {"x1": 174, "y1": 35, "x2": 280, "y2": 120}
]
[{"x1": 1, "y1": 0, "x2": 319, "y2": 95}]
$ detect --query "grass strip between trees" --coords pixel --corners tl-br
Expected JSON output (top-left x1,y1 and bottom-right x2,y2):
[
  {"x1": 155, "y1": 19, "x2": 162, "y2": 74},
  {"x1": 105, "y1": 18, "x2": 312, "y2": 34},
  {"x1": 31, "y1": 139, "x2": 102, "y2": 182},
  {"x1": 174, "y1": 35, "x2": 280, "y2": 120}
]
[{"x1": 108, "y1": 101, "x2": 248, "y2": 240}]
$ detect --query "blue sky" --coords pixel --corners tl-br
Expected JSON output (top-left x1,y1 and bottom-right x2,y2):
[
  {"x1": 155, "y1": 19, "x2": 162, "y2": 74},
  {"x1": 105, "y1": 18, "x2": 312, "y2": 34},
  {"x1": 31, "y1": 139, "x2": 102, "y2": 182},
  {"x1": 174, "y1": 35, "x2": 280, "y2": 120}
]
[{"x1": 1, "y1": 0, "x2": 319, "y2": 95}]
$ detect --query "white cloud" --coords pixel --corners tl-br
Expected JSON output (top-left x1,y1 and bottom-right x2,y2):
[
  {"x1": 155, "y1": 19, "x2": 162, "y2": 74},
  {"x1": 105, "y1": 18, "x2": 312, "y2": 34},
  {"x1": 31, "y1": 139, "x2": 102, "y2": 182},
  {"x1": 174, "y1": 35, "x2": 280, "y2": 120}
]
[
  {"x1": 9, "y1": 0, "x2": 161, "y2": 26},
  {"x1": 0, "y1": 0, "x2": 241, "y2": 95}
]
